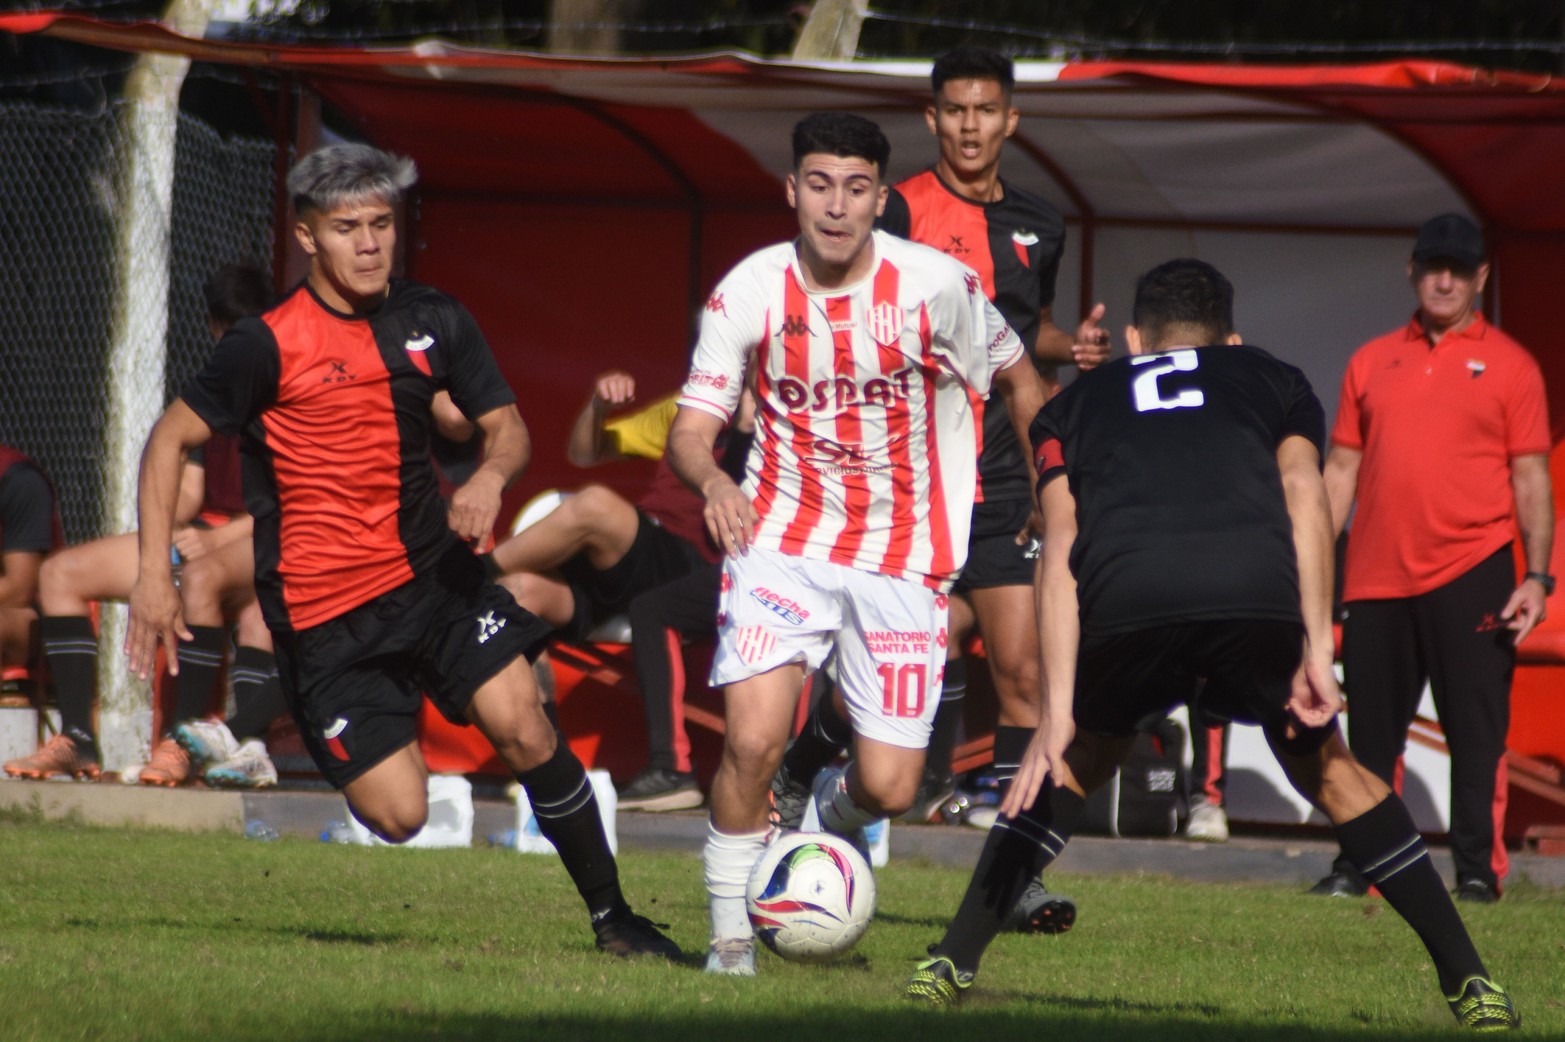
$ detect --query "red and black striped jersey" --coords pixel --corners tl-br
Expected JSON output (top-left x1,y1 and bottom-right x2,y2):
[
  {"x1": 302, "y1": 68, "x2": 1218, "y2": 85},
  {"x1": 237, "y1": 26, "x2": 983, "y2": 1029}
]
[
  {"x1": 180, "y1": 279, "x2": 516, "y2": 632},
  {"x1": 881, "y1": 169, "x2": 1065, "y2": 502}
]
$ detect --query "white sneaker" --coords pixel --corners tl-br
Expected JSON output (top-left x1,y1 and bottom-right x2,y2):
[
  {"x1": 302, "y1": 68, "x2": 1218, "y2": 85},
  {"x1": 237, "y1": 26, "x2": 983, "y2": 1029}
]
[
  {"x1": 704, "y1": 937, "x2": 757, "y2": 976},
  {"x1": 203, "y1": 739, "x2": 278, "y2": 789},
  {"x1": 174, "y1": 718, "x2": 240, "y2": 768},
  {"x1": 1185, "y1": 798, "x2": 1229, "y2": 842}
]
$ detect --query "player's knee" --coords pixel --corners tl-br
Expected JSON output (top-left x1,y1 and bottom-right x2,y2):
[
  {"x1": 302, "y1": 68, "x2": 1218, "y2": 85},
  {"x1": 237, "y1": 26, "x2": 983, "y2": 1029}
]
[
  {"x1": 353, "y1": 804, "x2": 427, "y2": 844},
  {"x1": 723, "y1": 727, "x2": 787, "y2": 780},
  {"x1": 853, "y1": 768, "x2": 917, "y2": 817}
]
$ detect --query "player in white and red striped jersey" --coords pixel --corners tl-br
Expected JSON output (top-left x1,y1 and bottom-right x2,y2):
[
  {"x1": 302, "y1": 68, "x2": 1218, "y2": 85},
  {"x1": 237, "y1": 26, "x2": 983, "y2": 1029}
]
[{"x1": 668, "y1": 112, "x2": 1046, "y2": 976}]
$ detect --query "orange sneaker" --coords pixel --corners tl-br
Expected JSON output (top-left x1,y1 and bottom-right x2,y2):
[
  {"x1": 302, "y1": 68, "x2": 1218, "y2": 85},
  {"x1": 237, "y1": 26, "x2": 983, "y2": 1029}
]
[
  {"x1": 4, "y1": 733, "x2": 101, "y2": 780},
  {"x1": 138, "y1": 736, "x2": 192, "y2": 787}
]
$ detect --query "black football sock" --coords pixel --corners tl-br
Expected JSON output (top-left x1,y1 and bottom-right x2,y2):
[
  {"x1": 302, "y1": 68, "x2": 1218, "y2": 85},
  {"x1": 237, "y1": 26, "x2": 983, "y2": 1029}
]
[
  {"x1": 1335, "y1": 795, "x2": 1486, "y2": 994},
  {"x1": 991, "y1": 725, "x2": 1033, "y2": 797},
  {"x1": 781, "y1": 688, "x2": 852, "y2": 785},
  {"x1": 225, "y1": 646, "x2": 288, "y2": 742},
  {"x1": 170, "y1": 626, "x2": 226, "y2": 731},
  {"x1": 924, "y1": 658, "x2": 965, "y2": 783},
  {"x1": 40, "y1": 616, "x2": 98, "y2": 756},
  {"x1": 938, "y1": 781, "x2": 1085, "y2": 973},
  {"x1": 515, "y1": 741, "x2": 624, "y2": 918}
]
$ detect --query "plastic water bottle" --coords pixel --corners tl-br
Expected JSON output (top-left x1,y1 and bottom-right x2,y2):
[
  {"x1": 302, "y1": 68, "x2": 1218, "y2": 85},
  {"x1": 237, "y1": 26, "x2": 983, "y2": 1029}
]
[
  {"x1": 487, "y1": 829, "x2": 518, "y2": 849},
  {"x1": 244, "y1": 819, "x2": 278, "y2": 842},
  {"x1": 319, "y1": 819, "x2": 355, "y2": 844}
]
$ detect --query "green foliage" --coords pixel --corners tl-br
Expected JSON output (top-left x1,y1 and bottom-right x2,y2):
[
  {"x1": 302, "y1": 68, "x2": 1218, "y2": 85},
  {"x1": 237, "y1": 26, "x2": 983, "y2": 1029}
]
[{"x1": 0, "y1": 820, "x2": 1560, "y2": 1041}]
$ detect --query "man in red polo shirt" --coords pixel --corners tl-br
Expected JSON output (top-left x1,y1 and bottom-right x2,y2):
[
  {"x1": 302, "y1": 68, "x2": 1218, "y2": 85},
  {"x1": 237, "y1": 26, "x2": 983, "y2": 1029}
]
[{"x1": 1310, "y1": 213, "x2": 1553, "y2": 904}]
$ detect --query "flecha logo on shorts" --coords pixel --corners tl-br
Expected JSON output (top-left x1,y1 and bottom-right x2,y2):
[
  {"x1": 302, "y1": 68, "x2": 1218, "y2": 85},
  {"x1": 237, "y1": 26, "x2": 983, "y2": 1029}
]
[
  {"x1": 476, "y1": 610, "x2": 507, "y2": 645},
  {"x1": 323, "y1": 717, "x2": 350, "y2": 761},
  {"x1": 749, "y1": 586, "x2": 809, "y2": 625},
  {"x1": 736, "y1": 625, "x2": 777, "y2": 665},
  {"x1": 405, "y1": 331, "x2": 434, "y2": 352}
]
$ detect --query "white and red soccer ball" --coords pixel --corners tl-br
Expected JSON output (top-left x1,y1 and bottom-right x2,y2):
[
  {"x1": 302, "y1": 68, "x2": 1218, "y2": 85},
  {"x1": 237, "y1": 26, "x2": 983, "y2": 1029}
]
[{"x1": 745, "y1": 831, "x2": 876, "y2": 962}]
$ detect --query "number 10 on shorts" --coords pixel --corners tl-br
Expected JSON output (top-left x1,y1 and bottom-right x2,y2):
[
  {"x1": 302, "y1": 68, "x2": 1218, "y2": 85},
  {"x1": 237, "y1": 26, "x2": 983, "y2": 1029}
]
[{"x1": 877, "y1": 662, "x2": 927, "y2": 717}]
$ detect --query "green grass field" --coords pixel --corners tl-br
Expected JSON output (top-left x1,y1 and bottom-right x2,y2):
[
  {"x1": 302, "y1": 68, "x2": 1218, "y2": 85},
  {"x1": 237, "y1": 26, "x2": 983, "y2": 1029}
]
[{"x1": 1, "y1": 808, "x2": 1560, "y2": 1042}]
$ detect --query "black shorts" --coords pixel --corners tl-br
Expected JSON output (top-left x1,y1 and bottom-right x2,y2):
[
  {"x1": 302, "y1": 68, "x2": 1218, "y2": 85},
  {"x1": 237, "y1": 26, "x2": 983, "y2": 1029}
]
[
  {"x1": 274, "y1": 542, "x2": 554, "y2": 788},
  {"x1": 954, "y1": 498, "x2": 1037, "y2": 592},
  {"x1": 557, "y1": 512, "x2": 706, "y2": 641},
  {"x1": 1075, "y1": 619, "x2": 1336, "y2": 753}
]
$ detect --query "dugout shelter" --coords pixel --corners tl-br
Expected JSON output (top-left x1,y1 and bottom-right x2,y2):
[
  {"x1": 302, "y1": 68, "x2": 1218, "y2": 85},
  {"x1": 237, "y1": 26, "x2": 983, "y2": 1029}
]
[{"x1": 5, "y1": 11, "x2": 1565, "y2": 840}]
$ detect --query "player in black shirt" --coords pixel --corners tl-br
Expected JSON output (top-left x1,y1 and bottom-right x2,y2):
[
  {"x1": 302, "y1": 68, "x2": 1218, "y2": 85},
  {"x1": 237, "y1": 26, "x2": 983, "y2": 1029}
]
[{"x1": 905, "y1": 260, "x2": 1519, "y2": 1031}]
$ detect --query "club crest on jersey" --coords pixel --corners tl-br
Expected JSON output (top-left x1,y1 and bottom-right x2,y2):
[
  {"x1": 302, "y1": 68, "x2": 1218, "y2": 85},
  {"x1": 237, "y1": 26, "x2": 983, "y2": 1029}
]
[
  {"x1": 749, "y1": 586, "x2": 810, "y2": 625},
  {"x1": 868, "y1": 302, "x2": 904, "y2": 347},
  {"x1": 404, "y1": 331, "x2": 434, "y2": 352},
  {"x1": 1012, "y1": 229, "x2": 1040, "y2": 247}
]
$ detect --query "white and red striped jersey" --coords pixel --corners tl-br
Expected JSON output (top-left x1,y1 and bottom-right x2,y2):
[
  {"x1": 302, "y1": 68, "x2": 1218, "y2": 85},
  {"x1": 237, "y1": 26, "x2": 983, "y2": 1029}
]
[{"x1": 680, "y1": 230, "x2": 1023, "y2": 591}]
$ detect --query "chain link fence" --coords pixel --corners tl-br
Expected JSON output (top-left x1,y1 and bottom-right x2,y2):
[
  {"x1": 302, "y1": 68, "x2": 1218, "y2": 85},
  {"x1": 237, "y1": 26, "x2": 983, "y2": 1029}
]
[{"x1": 0, "y1": 99, "x2": 275, "y2": 544}]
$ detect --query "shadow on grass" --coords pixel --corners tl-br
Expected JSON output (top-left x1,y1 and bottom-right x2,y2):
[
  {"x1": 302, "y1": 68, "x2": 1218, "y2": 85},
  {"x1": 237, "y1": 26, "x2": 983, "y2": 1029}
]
[{"x1": 261, "y1": 1005, "x2": 1447, "y2": 1042}]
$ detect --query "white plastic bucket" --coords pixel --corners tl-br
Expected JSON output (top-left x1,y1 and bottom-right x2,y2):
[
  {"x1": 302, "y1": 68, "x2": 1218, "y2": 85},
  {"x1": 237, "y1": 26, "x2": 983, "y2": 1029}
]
[
  {"x1": 346, "y1": 773, "x2": 475, "y2": 848},
  {"x1": 514, "y1": 768, "x2": 617, "y2": 855},
  {"x1": 0, "y1": 705, "x2": 38, "y2": 764}
]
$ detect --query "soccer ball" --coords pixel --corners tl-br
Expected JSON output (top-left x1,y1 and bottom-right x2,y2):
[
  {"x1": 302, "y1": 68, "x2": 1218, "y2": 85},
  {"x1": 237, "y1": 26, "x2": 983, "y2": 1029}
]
[{"x1": 746, "y1": 831, "x2": 876, "y2": 962}]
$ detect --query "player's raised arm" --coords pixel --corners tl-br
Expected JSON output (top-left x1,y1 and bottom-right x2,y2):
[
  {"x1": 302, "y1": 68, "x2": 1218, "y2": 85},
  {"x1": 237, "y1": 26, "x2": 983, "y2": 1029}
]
[
  {"x1": 668, "y1": 404, "x2": 756, "y2": 556},
  {"x1": 566, "y1": 370, "x2": 639, "y2": 467},
  {"x1": 448, "y1": 403, "x2": 528, "y2": 545},
  {"x1": 127, "y1": 400, "x2": 211, "y2": 679}
]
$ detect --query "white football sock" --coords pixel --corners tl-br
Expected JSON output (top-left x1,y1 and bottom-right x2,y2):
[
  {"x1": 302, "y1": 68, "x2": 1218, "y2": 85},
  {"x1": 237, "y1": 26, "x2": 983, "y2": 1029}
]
[{"x1": 704, "y1": 821, "x2": 768, "y2": 941}]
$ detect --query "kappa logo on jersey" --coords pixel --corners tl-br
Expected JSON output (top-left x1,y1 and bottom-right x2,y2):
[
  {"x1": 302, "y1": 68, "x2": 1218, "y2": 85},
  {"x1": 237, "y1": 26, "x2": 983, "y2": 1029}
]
[
  {"x1": 779, "y1": 313, "x2": 812, "y2": 338},
  {"x1": 476, "y1": 610, "x2": 507, "y2": 644},
  {"x1": 749, "y1": 586, "x2": 810, "y2": 625},
  {"x1": 868, "y1": 302, "x2": 904, "y2": 348},
  {"x1": 404, "y1": 331, "x2": 434, "y2": 352},
  {"x1": 964, "y1": 272, "x2": 981, "y2": 297},
  {"x1": 801, "y1": 436, "x2": 889, "y2": 476},
  {"x1": 776, "y1": 367, "x2": 916, "y2": 413},
  {"x1": 736, "y1": 625, "x2": 777, "y2": 664},
  {"x1": 719, "y1": 571, "x2": 733, "y2": 593},
  {"x1": 320, "y1": 358, "x2": 357, "y2": 384},
  {"x1": 689, "y1": 369, "x2": 730, "y2": 391},
  {"x1": 706, "y1": 293, "x2": 728, "y2": 316}
]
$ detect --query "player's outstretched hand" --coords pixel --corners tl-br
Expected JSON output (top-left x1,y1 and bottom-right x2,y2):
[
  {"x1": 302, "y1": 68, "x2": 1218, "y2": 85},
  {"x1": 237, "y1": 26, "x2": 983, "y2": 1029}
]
[
  {"x1": 702, "y1": 475, "x2": 758, "y2": 557},
  {"x1": 1001, "y1": 717, "x2": 1074, "y2": 819},
  {"x1": 1287, "y1": 655, "x2": 1342, "y2": 730},
  {"x1": 1072, "y1": 303, "x2": 1110, "y2": 370},
  {"x1": 593, "y1": 370, "x2": 637, "y2": 409},
  {"x1": 1502, "y1": 579, "x2": 1548, "y2": 647},
  {"x1": 125, "y1": 575, "x2": 192, "y2": 680},
  {"x1": 448, "y1": 471, "x2": 504, "y2": 546}
]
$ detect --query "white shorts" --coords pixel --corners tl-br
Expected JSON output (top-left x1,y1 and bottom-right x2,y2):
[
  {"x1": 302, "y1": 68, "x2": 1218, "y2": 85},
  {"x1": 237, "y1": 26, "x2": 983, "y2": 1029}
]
[{"x1": 710, "y1": 546, "x2": 948, "y2": 750}]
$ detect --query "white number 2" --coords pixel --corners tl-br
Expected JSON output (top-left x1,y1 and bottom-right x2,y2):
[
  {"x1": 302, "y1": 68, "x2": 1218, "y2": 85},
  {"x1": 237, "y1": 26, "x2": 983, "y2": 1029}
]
[{"x1": 1130, "y1": 350, "x2": 1205, "y2": 412}]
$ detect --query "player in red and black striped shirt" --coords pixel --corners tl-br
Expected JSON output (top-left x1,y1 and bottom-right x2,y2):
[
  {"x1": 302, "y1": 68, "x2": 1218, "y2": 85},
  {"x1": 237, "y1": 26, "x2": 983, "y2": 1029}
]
[{"x1": 128, "y1": 143, "x2": 678, "y2": 960}]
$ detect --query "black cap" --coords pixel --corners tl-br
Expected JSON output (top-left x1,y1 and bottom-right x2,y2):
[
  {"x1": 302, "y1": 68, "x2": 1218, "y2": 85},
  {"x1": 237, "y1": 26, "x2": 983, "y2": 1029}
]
[{"x1": 1412, "y1": 213, "x2": 1485, "y2": 268}]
